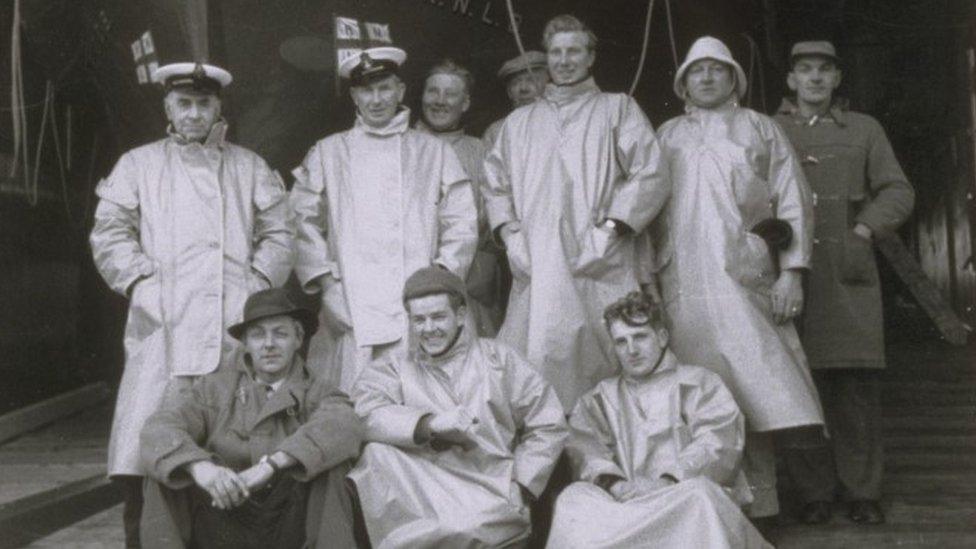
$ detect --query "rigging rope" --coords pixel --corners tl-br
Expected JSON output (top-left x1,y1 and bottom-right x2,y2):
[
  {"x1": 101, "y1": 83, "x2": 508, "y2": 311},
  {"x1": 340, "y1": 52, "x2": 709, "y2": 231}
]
[
  {"x1": 664, "y1": 0, "x2": 679, "y2": 69},
  {"x1": 504, "y1": 0, "x2": 527, "y2": 58},
  {"x1": 628, "y1": 0, "x2": 656, "y2": 97}
]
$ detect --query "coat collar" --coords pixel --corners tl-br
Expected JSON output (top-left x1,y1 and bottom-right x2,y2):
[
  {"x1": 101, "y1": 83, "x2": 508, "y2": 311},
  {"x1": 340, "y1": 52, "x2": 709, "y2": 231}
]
[
  {"x1": 621, "y1": 348, "x2": 679, "y2": 387},
  {"x1": 237, "y1": 355, "x2": 310, "y2": 429},
  {"x1": 684, "y1": 95, "x2": 739, "y2": 115},
  {"x1": 413, "y1": 324, "x2": 472, "y2": 371},
  {"x1": 544, "y1": 76, "x2": 600, "y2": 106},
  {"x1": 355, "y1": 107, "x2": 411, "y2": 137},
  {"x1": 414, "y1": 119, "x2": 465, "y2": 144},
  {"x1": 167, "y1": 119, "x2": 229, "y2": 148},
  {"x1": 776, "y1": 96, "x2": 848, "y2": 126}
]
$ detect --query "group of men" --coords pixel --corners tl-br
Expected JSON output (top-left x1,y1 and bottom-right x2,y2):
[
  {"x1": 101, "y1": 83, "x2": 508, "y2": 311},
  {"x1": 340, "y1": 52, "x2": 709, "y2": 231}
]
[{"x1": 90, "y1": 11, "x2": 913, "y2": 549}]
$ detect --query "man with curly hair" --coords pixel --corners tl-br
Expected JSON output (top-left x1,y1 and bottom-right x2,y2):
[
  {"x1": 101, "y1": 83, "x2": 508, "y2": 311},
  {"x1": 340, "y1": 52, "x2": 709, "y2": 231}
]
[{"x1": 547, "y1": 292, "x2": 770, "y2": 548}]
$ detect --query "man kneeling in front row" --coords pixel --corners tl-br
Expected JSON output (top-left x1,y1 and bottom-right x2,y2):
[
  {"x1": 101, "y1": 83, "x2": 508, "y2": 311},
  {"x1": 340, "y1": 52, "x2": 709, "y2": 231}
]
[
  {"x1": 348, "y1": 266, "x2": 567, "y2": 547},
  {"x1": 547, "y1": 292, "x2": 771, "y2": 549},
  {"x1": 139, "y1": 288, "x2": 364, "y2": 548}
]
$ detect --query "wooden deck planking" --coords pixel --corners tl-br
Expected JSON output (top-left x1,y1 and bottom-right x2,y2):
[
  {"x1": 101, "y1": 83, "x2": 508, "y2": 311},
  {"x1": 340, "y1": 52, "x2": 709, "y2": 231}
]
[{"x1": 0, "y1": 404, "x2": 111, "y2": 507}]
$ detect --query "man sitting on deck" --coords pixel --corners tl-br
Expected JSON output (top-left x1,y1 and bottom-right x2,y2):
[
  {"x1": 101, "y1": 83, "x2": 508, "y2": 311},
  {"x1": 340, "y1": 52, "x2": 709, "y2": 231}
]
[
  {"x1": 348, "y1": 266, "x2": 567, "y2": 547},
  {"x1": 546, "y1": 292, "x2": 771, "y2": 548},
  {"x1": 139, "y1": 289, "x2": 363, "y2": 549}
]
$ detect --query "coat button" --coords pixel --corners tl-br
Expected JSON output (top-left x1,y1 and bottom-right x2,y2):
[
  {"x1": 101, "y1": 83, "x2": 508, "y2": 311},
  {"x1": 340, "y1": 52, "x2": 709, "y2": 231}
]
[{"x1": 209, "y1": 241, "x2": 220, "y2": 249}]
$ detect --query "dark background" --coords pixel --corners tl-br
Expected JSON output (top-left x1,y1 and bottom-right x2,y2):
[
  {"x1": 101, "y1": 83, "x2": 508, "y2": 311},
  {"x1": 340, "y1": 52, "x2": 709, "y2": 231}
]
[{"x1": 0, "y1": 0, "x2": 973, "y2": 412}]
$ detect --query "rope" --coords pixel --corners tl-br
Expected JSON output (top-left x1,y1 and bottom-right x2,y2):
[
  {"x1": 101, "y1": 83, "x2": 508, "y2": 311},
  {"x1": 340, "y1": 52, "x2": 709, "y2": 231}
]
[
  {"x1": 628, "y1": 0, "x2": 656, "y2": 96},
  {"x1": 28, "y1": 82, "x2": 51, "y2": 206},
  {"x1": 664, "y1": 0, "x2": 679, "y2": 69},
  {"x1": 504, "y1": 0, "x2": 527, "y2": 57},
  {"x1": 9, "y1": 0, "x2": 27, "y2": 181}
]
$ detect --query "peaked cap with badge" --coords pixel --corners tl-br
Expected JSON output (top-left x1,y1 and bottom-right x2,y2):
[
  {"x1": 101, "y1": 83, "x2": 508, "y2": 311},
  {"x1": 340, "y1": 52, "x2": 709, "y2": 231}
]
[
  {"x1": 338, "y1": 46, "x2": 407, "y2": 86},
  {"x1": 152, "y1": 62, "x2": 232, "y2": 94}
]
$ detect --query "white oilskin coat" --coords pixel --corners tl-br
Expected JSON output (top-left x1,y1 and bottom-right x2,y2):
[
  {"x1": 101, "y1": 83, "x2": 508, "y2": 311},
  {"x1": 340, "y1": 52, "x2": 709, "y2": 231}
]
[
  {"x1": 90, "y1": 122, "x2": 294, "y2": 475},
  {"x1": 348, "y1": 331, "x2": 567, "y2": 548},
  {"x1": 483, "y1": 77, "x2": 671, "y2": 409},
  {"x1": 290, "y1": 109, "x2": 478, "y2": 391},
  {"x1": 652, "y1": 102, "x2": 824, "y2": 432},
  {"x1": 547, "y1": 350, "x2": 771, "y2": 548}
]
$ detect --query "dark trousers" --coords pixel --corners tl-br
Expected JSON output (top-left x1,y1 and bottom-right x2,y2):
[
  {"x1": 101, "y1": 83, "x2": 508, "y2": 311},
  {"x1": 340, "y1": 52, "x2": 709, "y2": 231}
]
[
  {"x1": 785, "y1": 369, "x2": 884, "y2": 502},
  {"x1": 142, "y1": 463, "x2": 359, "y2": 549},
  {"x1": 113, "y1": 475, "x2": 144, "y2": 548},
  {"x1": 143, "y1": 476, "x2": 308, "y2": 549}
]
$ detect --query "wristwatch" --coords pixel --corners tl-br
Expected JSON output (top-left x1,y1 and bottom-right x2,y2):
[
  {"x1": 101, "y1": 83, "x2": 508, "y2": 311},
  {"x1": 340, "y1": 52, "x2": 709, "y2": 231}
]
[
  {"x1": 259, "y1": 454, "x2": 280, "y2": 477},
  {"x1": 601, "y1": 219, "x2": 619, "y2": 234}
]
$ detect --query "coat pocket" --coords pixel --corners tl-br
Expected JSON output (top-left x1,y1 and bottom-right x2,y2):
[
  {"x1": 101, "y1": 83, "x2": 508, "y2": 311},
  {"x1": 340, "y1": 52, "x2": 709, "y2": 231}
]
[
  {"x1": 840, "y1": 229, "x2": 877, "y2": 286},
  {"x1": 128, "y1": 271, "x2": 163, "y2": 338},
  {"x1": 560, "y1": 220, "x2": 625, "y2": 279}
]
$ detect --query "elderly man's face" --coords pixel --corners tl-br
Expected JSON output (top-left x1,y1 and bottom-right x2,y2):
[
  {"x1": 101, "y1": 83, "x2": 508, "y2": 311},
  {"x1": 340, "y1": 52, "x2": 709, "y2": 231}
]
[
  {"x1": 788, "y1": 56, "x2": 841, "y2": 107},
  {"x1": 243, "y1": 315, "x2": 303, "y2": 383},
  {"x1": 547, "y1": 31, "x2": 595, "y2": 86},
  {"x1": 422, "y1": 73, "x2": 470, "y2": 132},
  {"x1": 685, "y1": 59, "x2": 736, "y2": 109},
  {"x1": 164, "y1": 89, "x2": 221, "y2": 142},
  {"x1": 407, "y1": 293, "x2": 465, "y2": 357},
  {"x1": 608, "y1": 320, "x2": 668, "y2": 380},
  {"x1": 351, "y1": 74, "x2": 406, "y2": 128},
  {"x1": 506, "y1": 70, "x2": 548, "y2": 107}
]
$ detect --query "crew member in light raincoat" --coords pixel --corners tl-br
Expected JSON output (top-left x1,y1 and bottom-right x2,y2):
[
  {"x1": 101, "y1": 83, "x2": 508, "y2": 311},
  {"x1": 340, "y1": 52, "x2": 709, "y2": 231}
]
[
  {"x1": 775, "y1": 41, "x2": 914, "y2": 526},
  {"x1": 291, "y1": 47, "x2": 478, "y2": 392},
  {"x1": 415, "y1": 59, "x2": 505, "y2": 336},
  {"x1": 483, "y1": 14, "x2": 671, "y2": 410},
  {"x1": 482, "y1": 50, "x2": 549, "y2": 147},
  {"x1": 140, "y1": 289, "x2": 363, "y2": 549},
  {"x1": 348, "y1": 267, "x2": 567, "y2": 548},
  {"x1": 650, "y1": 37, "x2": 824, "y2": 517},
  {"x1": 547, "y1": 292, "x2": 771, "y2": 549},
  {"x1": 89, "y1": 62, "x2": 293, "y2": 545}
]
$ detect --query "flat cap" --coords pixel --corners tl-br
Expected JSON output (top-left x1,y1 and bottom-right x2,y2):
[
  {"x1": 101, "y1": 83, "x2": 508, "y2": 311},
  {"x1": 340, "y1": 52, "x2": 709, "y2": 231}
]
[
  {"x1": 153, "y1": 62, "x2": 232, "y2": 94},
  {"x1": 402, "y1": 266, "x2": 466, "y2": 304},
  {"x1": 790, "y1": 41, "x2": 840, "y2": 62},
  {"x1": 497, "y1": 50, "x2": 547, "y2": 80}
]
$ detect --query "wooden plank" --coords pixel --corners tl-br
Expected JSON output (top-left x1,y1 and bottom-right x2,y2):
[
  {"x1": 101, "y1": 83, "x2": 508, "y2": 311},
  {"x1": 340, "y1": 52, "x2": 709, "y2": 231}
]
[
  {"x1": 876, "y1": 236, "x2": 972, "y2": 345},
  {"x1": 0, "y1": 474, "x2": 121, "y2": 549},
  {"x1": 0, "y1": 383, "x2": 110, "y2": 444}
]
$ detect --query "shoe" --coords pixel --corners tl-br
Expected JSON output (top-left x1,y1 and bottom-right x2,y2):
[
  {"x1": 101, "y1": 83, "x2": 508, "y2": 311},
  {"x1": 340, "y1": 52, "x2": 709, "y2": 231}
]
[
  {"x1": 849, "y1": 500, "x2": 885, "y2": 524},
  {"x1": 799, "y1": 501, "x2": 832, "y2": 524}
]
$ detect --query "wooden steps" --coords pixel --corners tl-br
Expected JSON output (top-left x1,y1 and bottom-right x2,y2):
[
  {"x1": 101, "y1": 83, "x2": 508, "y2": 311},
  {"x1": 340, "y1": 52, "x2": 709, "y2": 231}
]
[{"x1": 774, "y1": 340, "x2": 976, "y2": 547}]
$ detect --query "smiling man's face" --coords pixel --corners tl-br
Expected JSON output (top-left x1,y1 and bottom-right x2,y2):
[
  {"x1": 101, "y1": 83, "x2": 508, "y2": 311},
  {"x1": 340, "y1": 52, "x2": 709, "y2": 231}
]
[
  {"x1": 422, "y1": 73, "x2": 469, "y2": 131},
  {"x1": 243, "y1": 315, "x2": 303, "y2": 383},
  {"x1": 547, "y1": 31, "x2": 595, "y2": 86},
  {"x1": 407, "y1": 293, "x2": 465, "y2": 357},
  {"x1": 350, "y1": 74, "x2": 406, "y2": 128}
]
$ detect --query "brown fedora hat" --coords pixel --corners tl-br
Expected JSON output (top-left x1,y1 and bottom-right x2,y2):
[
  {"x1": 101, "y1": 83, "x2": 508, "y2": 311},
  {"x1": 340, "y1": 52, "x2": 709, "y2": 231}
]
[{"x1": 228, "y1": 288, "x2": 318, "y2": 340}]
